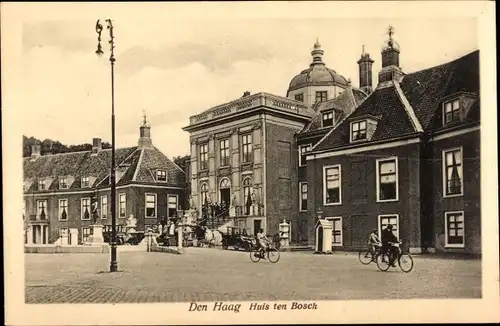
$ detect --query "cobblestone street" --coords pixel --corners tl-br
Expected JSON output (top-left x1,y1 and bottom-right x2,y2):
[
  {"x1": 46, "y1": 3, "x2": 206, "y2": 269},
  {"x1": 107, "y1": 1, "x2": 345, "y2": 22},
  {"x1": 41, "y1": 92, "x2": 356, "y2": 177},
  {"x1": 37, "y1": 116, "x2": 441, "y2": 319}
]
[{"x1": 25, "y1": 248, "x2": 481, "y2": 303}]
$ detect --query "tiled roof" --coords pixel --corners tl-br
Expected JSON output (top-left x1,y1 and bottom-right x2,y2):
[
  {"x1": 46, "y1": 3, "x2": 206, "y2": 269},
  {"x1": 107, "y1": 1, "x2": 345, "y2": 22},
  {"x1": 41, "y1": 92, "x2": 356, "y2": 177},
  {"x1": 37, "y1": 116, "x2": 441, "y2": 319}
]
[
  {"x1": 299, "y1": 87, "x2": 368, "y2": 134},
  {"x1": 23, "y1": 145, "x2": 185, "y2": 191},
  {"x1": 313, "y1": 50, "x2": 479, "y2": 152},
  {"x1": 313, "y1": 86, "x2": 416, "y2": 151},
  {"x1": 134, "y1": 147, "x2": 185, "y2": 185},
  {"x1": 400, "y1": 50, "x2": 480, "y2": 131}
]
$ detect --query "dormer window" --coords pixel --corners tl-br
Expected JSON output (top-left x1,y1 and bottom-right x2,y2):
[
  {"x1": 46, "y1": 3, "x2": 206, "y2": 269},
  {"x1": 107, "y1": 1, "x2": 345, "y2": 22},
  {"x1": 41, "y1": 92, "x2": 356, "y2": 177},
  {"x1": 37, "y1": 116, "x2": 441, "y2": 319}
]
[
  {"x1": 351, "y1": 120, "x2": 367, "y2": 141},
  {"x1": 295, "y1": 93, "x2": 304, "y2": 102},
  {"x1": 59, "y1": 177, "x2": 68, "y2": 189},
  {"x1": 315, "y1": 91, "x2": 328, "y2": 103},
  {"x1": 443, "y1": 99, "x2": 461, "y2": 125},
  {"x1": 81, "y1": 176, "x2": 90, "y2": 188},
  {"x1": 38, "y1": 179, "x2": 45, "y2": 191},
  {"x1": 322, "y1": 111, "x2": 335, "y2": 127},
  {"x1": 156, "y1": 169, "x2": 167, "y2": 182},
  {"x1": 299, "y1": 144, "x2": 312, "y2": 167}
]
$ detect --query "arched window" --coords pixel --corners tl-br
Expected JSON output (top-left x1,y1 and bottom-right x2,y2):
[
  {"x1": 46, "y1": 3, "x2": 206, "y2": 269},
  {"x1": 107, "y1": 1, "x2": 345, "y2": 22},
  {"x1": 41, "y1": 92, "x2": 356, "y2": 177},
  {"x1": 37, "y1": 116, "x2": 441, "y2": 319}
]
[
  {"x1": 200, "y1": 182, "x2": 209, "y2": 206},
  {"x1": 243, "y1": 177, "x2": 253, "y2": 215}
]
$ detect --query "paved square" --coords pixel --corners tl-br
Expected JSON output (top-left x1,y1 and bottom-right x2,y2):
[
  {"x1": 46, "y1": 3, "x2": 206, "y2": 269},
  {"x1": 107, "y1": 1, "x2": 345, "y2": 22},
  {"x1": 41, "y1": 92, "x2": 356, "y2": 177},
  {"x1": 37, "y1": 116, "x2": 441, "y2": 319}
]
[{"x1": 25, "y1": 248, "x2": 481, "y2": 303}]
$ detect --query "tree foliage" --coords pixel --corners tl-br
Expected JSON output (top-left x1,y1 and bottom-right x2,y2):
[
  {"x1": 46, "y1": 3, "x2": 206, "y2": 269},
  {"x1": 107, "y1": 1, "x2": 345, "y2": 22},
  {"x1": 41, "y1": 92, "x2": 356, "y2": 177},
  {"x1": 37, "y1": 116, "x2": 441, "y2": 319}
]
[{"x1": 23, "y1": 135, "x2": 112, "y2": 157}]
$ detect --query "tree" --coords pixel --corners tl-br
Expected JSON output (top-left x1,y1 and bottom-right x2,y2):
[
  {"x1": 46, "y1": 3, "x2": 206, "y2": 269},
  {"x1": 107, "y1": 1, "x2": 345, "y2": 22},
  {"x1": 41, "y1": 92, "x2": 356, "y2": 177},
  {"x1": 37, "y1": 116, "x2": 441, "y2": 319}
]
[
  {"x1": 173, "y1": 154, "x2": 190, "y2": 172},
  {"x1": 23, "y1": 135, "x2": 112, "y2": 157}
]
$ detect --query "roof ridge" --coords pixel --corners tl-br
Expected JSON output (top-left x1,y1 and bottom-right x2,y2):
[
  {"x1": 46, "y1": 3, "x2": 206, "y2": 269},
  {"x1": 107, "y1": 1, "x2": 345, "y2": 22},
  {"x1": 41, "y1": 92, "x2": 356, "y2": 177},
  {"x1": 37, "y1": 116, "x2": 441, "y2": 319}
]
[
  {"x1": 405, "y1": 50, "x2": 478, "y2": 77},
  {"x1": 22, "y1": 146, "x2": 138, "y2": 160},
  {"x1": 94, "y1": 147, "x2": 140, "y2": 187},
  {"x1": 132, "y1": 148, "x2": 144, "y2": 181},
  {"x1": 393, "y1": 81, "x2": 424, "y2": 132}
]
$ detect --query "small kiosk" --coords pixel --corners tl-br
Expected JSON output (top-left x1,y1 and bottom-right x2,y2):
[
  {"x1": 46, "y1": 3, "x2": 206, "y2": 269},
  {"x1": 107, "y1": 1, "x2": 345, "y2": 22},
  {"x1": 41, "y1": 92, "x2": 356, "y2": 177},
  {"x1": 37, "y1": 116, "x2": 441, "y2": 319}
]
[{"x1": 314, "y1": 219, "x2": 333, "y2": 254}]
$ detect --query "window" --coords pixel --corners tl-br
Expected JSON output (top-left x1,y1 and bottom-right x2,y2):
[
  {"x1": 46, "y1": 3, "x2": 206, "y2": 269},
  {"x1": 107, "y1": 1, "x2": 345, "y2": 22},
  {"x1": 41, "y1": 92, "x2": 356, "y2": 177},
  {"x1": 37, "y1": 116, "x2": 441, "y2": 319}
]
[
  {"x1": 243, "y1": 178, "x2": 253, "y2": 215},
  {"x1": 351, "y1": 120, "x2": 367, "y2": 141},
  {"x1": 167, "y1": 195, "x2": 178, "y2": 218},
  {"x1": 200, "y1": 183, "x2": 209, "y2": 206},
  {"x1": 299, "y1": 144, "x2": 312, "y2": 167},
  {"x1": 100, "y1": 195, "x2": 107, "y2": 219},
  {"x1": 315, "y1": 91, "x2": 328, "y2": 103},
  {"x1": 199, "y1": 143, "x2": 208, "y2": 170},
  {"x1": 241, "y1": 134, "x2": 253, "y2": 163},
  {"x1": 37, "y1": 200, "x2": 47, "y2": 219},
  {"x1": 322, "y1": 111, "x2": 334, "y2": 127},
  {"x1": 443, "y1": 99, "x2": 461, "y2": 125},
  {"x1": 327, "y1": 217, "x2": 343, "y2": 246},
  {"x1": 323, "y1": 165, "x2": 341, "y2": 205},
  {"x1": 145, "y1": 193, "x2": 157, "y2": 218},
  {"x1": 81, "y1": 198, "x2": 91, "y2": 220},
  {"x1": 443, "y1": 148, "x2": 463, "y2": 197},
  {"x1": 156, "y1": 170, "x2": 167, "y2": 182},
  {"x1": 38, "y1": 179, "x2": 45, "y2": 191},
  {"x1": 82, "y1": 227, "x2": 91, "y2": 244},
  {"x1": 445, "y1": 211, "x2": 465, "y2": 247},
  {"x1": 59, "y1": 177, "x2": 68, "y2": 189},
  {"x1": 378, "y1": 215, "x2": 399, "y2": 239},
  {"x1": 219, "y1": 139, "x2": 230, "y2": 166},
  {"x1": 59, "y1": 199, "x2": 68, "y2": 221},
  {"x1": 376, "y1": 157, "x2": 398, "y2": 202},
  {"x1": 118, "y1": 193, "x2": 126, "y2": 218},
  {"x1": 299, "y1": 182, "x2": 308, "y2": 211},
  {"x1": 81, "y1": 176, "x2": 90, "y2": 188},
  {"x1": 295, "y1": 93, "x2": 304, "y2": 102}
]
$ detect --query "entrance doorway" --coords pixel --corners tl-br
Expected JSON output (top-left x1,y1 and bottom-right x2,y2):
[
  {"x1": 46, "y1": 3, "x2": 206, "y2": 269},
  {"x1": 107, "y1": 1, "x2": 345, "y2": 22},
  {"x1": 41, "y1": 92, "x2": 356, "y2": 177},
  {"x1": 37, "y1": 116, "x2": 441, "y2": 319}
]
[{"x1": 253, "y1": 219, "x2": 262, "y2": 236}]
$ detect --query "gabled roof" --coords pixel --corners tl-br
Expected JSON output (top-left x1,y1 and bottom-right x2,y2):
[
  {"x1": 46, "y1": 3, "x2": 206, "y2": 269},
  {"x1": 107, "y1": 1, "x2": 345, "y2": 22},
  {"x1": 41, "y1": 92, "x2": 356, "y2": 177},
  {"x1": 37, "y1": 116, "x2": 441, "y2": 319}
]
[
  {"x1": 312, "y1": 50, "x2": 479, "y2": 152},
  {"x1": 299, "y1": 87, "x2": 368, "y2": 134},
  {"x1": 23, "y1": 146, "x2": 185, "y2": 192}
]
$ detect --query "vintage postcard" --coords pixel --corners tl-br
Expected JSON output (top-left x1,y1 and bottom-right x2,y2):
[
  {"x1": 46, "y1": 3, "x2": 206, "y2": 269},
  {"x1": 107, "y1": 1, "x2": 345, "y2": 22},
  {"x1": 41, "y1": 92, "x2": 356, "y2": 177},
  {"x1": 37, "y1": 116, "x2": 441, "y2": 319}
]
[{"x1": 2, "y1": 1, "x2": 499, "y2": 325}]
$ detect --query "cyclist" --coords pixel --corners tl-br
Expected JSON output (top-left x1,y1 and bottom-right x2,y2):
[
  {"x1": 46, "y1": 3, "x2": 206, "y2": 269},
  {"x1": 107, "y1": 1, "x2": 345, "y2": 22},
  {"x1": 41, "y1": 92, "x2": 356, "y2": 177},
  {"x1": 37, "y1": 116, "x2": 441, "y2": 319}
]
[
  {"x1": 381, "y1": 224, "x2": 399, "y2": 267},
  {"x1": 256, "y1": 228, "x2": 270, "y2": 258},
  {"x1": 368, "y1": 229, "x2": 382, "y2": 260}
]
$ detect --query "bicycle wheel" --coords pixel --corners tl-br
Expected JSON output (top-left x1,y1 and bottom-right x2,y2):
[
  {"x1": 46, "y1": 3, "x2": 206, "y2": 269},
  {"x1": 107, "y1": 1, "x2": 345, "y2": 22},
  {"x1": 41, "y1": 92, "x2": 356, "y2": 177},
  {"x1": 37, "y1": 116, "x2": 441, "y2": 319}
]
[
  {"x1": 376, "y1": 253, "x2": 391, "y2": 271},
  {"x1": 398, "y1": 253, "x2": 414, "y2": 273},
  {"x1": 250, "y1": 248, "x2": 262, "y2": 263},
  {"x1": 358, "y1": 250, "x2": 373, "y2": 265},
  {"x1": 267, "y1": 248, "x2": 280, "y2": 263}
]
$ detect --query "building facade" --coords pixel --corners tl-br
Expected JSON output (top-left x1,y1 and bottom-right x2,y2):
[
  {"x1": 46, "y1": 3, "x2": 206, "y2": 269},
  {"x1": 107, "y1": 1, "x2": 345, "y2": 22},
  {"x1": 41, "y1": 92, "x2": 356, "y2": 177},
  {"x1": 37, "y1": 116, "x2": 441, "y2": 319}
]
[
  {"x1": 306, "y1": 32, "x2": 480, "y2": 254},
  {"x1": 23, "y1": 116, "x2": 186, "y2": 245},
  {"x1": 183, "y1": 28, "x2": 481, "y2": 255}
]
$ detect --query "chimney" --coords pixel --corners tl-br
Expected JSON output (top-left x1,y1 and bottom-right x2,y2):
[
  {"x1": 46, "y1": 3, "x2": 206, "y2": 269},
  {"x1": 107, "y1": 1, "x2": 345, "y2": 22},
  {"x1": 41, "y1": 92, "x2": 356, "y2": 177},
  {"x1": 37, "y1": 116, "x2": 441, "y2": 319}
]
[
  {"x1": 242, "y1": 91, "x2": 251, "y2": 97},
  {"x1": 30, "y1": 144, "x2": 41, "y2": 160},
  {"x1": 357, "y1": 45, "x2": 374, "y2": 94},
  {"x1": 92, "y1": 138, "x2": 102, "y2": 155}
]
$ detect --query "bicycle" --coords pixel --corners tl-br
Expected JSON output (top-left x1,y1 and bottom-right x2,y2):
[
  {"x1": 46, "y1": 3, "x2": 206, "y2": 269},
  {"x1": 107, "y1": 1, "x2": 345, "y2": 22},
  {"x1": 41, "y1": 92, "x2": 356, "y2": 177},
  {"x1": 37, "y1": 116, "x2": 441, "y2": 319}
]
[
  {"x1": 249, "y1": 241, "x2": 280, "y2": 263},
  {"x1": 375, "y1": 240, "x2": 414, "y2": 273},
  {"x1": 358, "y1": 244, "x2": 382, "y2": 265}
]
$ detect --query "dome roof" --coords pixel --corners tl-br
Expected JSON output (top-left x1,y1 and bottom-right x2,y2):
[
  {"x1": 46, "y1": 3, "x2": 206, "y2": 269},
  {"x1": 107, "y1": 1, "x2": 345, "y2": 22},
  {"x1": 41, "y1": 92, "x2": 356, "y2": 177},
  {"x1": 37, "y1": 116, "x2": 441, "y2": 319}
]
[{"x1": 288, "y1": 40, "x2": 349, "y2": 93}]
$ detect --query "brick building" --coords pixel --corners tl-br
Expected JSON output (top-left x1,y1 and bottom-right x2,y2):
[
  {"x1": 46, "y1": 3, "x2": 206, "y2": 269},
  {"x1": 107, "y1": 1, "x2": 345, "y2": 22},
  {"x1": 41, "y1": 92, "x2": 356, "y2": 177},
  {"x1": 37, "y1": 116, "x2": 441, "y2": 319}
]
[
  {"x1": 182, "y1": 28, "x2": 480, "y2": 254},
  {"x1": 23, "y1": 115, "x2": 186, "y2": 245},
  {"x1": 306, "y1": 31, "x2": 480, "y2": 254},
  {"x1": 183, "y1": 40, "x2": 367, "y2": 238}
]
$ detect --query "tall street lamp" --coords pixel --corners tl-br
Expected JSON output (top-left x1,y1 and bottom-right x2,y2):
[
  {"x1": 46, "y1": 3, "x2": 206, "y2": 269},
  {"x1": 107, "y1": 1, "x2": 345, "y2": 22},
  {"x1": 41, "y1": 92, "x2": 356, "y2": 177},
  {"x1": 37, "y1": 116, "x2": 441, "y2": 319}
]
[{"x1": 95, "y1": 19, "x2": 118, "y2": 272}]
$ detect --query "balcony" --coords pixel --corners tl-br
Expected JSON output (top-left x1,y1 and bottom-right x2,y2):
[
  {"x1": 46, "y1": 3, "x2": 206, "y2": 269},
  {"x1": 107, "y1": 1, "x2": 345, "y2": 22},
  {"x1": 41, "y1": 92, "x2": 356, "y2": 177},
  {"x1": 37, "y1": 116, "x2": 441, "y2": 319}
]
[
  {"x1": 29, "y1": 214, "x2": 49, "y2": 223},
  {"x1": 187, "y1": 92, "x2": 310, "y2": 127}
]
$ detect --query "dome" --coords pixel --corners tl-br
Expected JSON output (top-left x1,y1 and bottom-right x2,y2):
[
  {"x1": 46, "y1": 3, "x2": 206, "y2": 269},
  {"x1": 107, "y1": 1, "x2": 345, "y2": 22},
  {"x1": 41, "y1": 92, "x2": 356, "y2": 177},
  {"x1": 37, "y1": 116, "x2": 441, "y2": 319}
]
[{"x1": 287, "y1": 40, "x2": 349, "y2": 93}]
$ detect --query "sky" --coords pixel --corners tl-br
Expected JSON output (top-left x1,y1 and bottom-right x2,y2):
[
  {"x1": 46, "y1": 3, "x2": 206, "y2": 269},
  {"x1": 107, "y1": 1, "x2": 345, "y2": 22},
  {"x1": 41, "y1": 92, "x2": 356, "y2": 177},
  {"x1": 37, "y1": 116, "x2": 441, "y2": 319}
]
[{"x1": 20, "y1": 11, "x2": 478, "y2": 158}]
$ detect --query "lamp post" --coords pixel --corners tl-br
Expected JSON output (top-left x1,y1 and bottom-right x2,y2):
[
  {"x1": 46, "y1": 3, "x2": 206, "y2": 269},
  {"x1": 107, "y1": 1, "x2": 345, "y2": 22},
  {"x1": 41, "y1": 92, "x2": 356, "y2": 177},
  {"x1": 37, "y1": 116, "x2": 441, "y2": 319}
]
[{"x1": 95, "y1": 19, "x2": 118, "y2": 272}]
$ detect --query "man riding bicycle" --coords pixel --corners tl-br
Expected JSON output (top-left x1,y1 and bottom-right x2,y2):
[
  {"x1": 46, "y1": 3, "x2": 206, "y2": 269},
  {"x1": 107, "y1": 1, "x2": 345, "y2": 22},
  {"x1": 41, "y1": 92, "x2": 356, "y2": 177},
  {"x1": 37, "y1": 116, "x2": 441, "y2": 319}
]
[
  {"x1": 368, "y1": 229, "x2": 382, "y2": 260},
  {"x1": 381, "y1": 224, "x2": 399, "y2": 267},
  {"x1": 256, "y1": 228, "x2": 270, "y2": 258}
]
